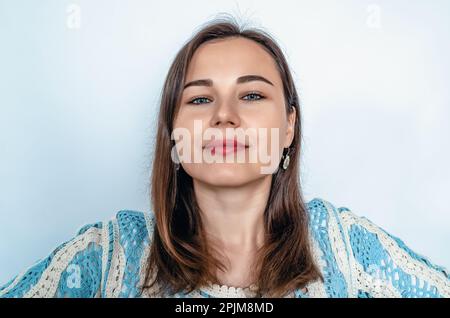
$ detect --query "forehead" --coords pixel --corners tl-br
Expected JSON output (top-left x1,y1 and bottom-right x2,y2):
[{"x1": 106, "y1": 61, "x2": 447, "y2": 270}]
[{"x1": 185, "y1": 37, "x2": 282, "y2": 86}]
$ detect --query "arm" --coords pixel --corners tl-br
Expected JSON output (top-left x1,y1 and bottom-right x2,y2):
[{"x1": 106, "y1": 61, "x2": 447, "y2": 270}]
[
  {"x1": 0, "y1": 221, "x2": 106, "y2": 298},
  {"x1": 335, "y1": 204, "x2": 450, "y2": 298}
]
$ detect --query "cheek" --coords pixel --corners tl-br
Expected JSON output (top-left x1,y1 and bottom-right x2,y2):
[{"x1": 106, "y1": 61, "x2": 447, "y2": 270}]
[
  {"x1": 245, "y1": 111, "x2": 286, "y2": 150},
  {"x1": 173, "y1": 110, "x2": 194, "y2": 131},
  {"x1": 246, "y1": 99, "x2": 286, "y2": 129},
  {"x1": 172, "y1": 113, "x2": 205, "y2": 151}
]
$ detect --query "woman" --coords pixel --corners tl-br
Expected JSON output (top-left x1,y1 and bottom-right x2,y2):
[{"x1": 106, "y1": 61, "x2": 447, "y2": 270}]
[{"x1": 1, "y1": 17, "x2": 449, "y2": 298}]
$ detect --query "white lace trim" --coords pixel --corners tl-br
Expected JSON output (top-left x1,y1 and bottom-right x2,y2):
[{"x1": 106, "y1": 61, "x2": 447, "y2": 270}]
[
  {"x1": 197, "y1": 281, "x2": 259, "y2": 298},
  {"x1": 143, "y1": 211, "x2": 155, "y2": 239},
  {"x1": 0, "y1": 253, "x2": 46, "y2": 297},
  {"x1": 336, "y1": 210, "x2": 401, "y2": 297},
  {"x1": 335, "y1": 210, "x2": 360, "y2": 297},
  {"x1": 339, "y1": 210, "x2": 450, "y2": 297},
  {"x1": 138, "y1": 241, "x2": 150, "y2": 282},
  {"x1": 104, "y1": 219, "x2": 126, "y2": 297},
  {"x1": 306, "y1": 235, "x2": 328, "y2": 297},
  {"x1": 100, "y1": 220, "x2": 110, "y2": 295},
  {"x1": 138, "y1": 210, "x2": 166, "y2": 297},
  {"x1": 24, "y1": 227, "x2": 103, "y2": 297},
  {"x1": 322, "y1": 200, "x2": 354, "y2": 297},
  {"x1": 354, "y1": 258, "x2": 401, "y2": 297},
  {"x1": 324, "y1": 205, "x2": 401, "y2": 297}
]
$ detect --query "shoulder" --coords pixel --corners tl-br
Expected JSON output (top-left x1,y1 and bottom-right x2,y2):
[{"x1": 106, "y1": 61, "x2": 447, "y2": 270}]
[
  {"x1": 0, "y1": 218, "x2": 105, "y2": 298},
  {"x1": 305, "y1": 197, "x2": 350, "y2": 241},
  {"x1": 113, "y1": 209, "x2": 155, "y2": 243},
  {"x1": 99, "y1": 209, "x2": 155, "y2": 297},
  {"x1": 306, "y1": 197, "x2": 344, "y2": 221},
  {"x1": 304, "y1": 197, "x2": 354, "y2": 297},
  {"x1": 306, "y1": 198, "x2": 450, "y2": 297},
  {"x1": 0, "y1": 209, "x2": 156, "y2": 298},
  {"x1": 74, "y1": 209, "x2": 156, "y2": 298},
  {"x1": 305, "y1": 197, "x2": 387, "y2": 241},
  {"x1": 109, "y1": 209, "x2": 155, "y2": 264}
]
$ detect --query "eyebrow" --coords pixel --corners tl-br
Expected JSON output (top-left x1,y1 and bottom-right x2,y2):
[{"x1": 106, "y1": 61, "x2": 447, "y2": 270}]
[{"x1": 183, "y1": 75, "x2": 274, "y2": 90}]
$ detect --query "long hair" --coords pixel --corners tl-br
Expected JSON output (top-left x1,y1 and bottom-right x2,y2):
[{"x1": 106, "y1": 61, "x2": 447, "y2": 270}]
[{"x1": 143, "y1": 16, "x2": 324, "y2": 298}]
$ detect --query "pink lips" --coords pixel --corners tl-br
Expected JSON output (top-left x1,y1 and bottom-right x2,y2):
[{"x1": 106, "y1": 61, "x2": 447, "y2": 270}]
[{"x1": 203, "y1": 138, "x2": 248, "y2": 156}]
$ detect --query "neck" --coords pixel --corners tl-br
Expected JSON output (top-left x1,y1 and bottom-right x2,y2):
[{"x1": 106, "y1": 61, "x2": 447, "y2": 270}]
[{"x1": 193, "y1": 175, "x2": 272, "y2": 252}]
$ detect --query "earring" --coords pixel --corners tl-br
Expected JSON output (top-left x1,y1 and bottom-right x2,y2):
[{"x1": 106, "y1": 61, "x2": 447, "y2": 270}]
[
  {"x1": 173, "y1": 146, "x2": 180, "y2": 171},
  {"x1": 282, "y1": 147, "x2": 290, "y2": 170}
]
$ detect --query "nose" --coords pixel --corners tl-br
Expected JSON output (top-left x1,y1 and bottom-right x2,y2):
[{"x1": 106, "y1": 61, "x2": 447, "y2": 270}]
[{"x1": 209, "y1": 98, "x2": 241, "y2": 129}]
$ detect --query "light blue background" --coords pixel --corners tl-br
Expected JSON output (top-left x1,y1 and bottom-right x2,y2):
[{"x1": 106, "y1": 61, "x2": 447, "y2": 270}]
[{"x1": 1, "y1": 0, "x2": 449, "y2": 284}]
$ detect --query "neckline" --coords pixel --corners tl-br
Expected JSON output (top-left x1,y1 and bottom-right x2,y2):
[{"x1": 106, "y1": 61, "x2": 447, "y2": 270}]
[
  {"x1": 203, "y1": 281, "x2": 308, "y2": 297},
  {"x1": 202, "y1": 280, "x2": 259, "y2": 296},
  {"x1": 209, "y1": 282, "x2": 258, "y2": 292}
]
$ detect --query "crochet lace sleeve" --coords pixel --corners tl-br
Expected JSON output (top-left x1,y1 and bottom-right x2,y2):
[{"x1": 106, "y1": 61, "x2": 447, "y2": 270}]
[
  {"x1": 336, "y1": 205, "x2": 450, "y2": 298},
  {"x1": 0, "y1": 221, "x2": 106, "y2": 298}
]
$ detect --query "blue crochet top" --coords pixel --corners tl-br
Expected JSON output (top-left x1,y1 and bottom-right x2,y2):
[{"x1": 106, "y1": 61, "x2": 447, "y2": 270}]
[{"x1": 1, "y1": 198, "x2": 449, "y2": 298}]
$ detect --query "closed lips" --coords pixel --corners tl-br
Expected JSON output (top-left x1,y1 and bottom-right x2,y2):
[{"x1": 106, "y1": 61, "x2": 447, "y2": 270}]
[{"x1": 203, "y1": 139, "x2": 248, "y2": 149}]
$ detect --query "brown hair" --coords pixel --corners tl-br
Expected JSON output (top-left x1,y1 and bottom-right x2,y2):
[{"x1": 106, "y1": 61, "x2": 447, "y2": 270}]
[{"x1": 143, "y1": 15, "x2": 323, "y2": 298}]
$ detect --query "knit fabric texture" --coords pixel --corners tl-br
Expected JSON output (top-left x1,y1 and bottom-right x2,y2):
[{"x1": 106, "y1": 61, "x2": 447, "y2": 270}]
[{"x1": 1, "y1": 198, "x2": 449, "y2": 298}]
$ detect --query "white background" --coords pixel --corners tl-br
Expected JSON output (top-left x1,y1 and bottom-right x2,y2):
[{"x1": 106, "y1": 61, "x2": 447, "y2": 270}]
[{"x1": 0, "y1": 0, "x2": 449, "y2": 284}]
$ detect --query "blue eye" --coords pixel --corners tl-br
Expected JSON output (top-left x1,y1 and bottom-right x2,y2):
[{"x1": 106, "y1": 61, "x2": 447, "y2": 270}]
[
  {"x1": 188, "y1": 97, "x2": 211, "y2": 105},
  {"x1": 187, "y1": 93, "x2": 265, "y2": 105},
  {"x1": 242, "y1": 92, "x2": 265, "y2": 101}
]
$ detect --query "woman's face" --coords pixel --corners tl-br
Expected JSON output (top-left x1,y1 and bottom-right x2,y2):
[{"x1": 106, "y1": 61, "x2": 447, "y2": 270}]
[{"x1": 173, "y1": 37, "x2": 296, "y2": 187}]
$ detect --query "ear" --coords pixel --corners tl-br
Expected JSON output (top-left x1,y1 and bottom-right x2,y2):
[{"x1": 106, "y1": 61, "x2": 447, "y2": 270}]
[{"x1": 284, "y1": 105, "x2": 296, "y2": 148}]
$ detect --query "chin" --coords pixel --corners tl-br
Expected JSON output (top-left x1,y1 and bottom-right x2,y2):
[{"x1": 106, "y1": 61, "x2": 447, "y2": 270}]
[{"x1": 186, "y1": 163, "x2": 264, "y2": 187}]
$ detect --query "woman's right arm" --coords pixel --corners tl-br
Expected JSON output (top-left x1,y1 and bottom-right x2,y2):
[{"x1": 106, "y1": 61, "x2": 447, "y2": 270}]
[{"x1": 0, "y1": 221, "x2": 106, "y2": 298}]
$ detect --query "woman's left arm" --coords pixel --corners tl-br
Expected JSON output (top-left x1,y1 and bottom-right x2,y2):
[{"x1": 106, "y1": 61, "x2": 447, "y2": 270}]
[{"x1": 334, "y1": 204, "x2": 450, "y2": 298}]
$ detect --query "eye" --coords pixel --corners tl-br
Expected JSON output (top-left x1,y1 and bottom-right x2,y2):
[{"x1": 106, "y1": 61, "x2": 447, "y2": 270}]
[
  {"x1": 188, "y1": 96, "x2": 212, "y2": 105},
  {"x1": 242, "y1": 92, "x2": 265, "y2": 101}
]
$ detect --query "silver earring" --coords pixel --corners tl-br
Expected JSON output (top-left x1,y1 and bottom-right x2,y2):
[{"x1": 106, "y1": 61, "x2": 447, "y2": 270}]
[
  {"x1": 175, "y1": 163, "x2": 180, "y2": 171},
  {"x1": 282, "y1": 148, "x2": 290, "y2": 170}
]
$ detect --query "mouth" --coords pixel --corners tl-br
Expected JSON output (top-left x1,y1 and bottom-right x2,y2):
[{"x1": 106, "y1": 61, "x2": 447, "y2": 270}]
[{"x1": 203, "y1": 138, "x2": 249, "y2": 156}]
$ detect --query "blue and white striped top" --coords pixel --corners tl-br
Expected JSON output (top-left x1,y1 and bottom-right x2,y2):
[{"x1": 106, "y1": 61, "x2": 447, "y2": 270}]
[{"x1": 1, "y1": 198, "x2": 449, "y2": 298}]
